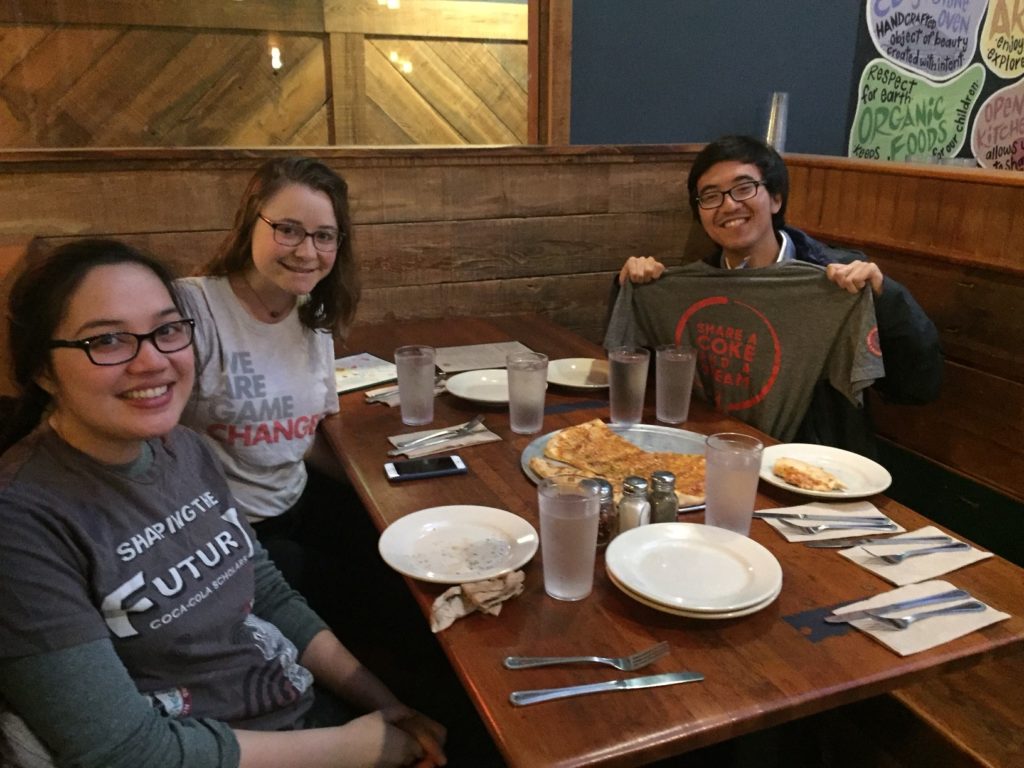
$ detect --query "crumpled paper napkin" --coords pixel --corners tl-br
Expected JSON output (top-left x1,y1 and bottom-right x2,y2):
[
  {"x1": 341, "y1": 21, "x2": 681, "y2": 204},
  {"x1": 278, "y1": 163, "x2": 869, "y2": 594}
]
[
  {"x1": 365, "y1": 382, "x2": 446, "y2": 407},
  {"x1": 759, "y1": 501, "x2": 905, "y2": 542},
  {"x1": 838, "y1": 525, "x2": 994, "y2": 585},
  {"x1": 388, "y1": 419, "x2": 501, "y2": 458},
  {"x1": 833, "y1": 579, "x2": 1009, "y2": 656},
  {"x1": 430, "y1": 570, "x2": 525, "y2": 633}
]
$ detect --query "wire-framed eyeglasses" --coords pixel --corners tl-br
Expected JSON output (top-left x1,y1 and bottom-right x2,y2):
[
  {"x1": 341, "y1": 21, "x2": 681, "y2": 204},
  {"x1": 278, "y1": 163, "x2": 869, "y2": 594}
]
[
  {"x1": 695, "y1": 180, "x2": 765, "y2": 210},
  {"x1": 49, "y1": 319, "x2": 196, "y2": 366},
  {"x1": 258, "y1": 213, "x2": 343, "y2": 252}
]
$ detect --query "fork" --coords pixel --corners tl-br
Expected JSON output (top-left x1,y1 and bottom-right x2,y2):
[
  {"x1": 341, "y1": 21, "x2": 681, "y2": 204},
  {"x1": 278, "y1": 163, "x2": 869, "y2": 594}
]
[
  {"x1": 866, "y1": 600, "x2": 986, "y2": 629},
  {"x1": 389, "y1": 415, "x2": 485, "y2": 456},
  {"x1": 780, "y1": 518, "x2": 897, "y2": 534},
  {"x1": 874, "y1": 541, "x2": 970, "y2": 564},
  {"x1": 503, "y1": 641, "x2": 669, "y2": 671}
]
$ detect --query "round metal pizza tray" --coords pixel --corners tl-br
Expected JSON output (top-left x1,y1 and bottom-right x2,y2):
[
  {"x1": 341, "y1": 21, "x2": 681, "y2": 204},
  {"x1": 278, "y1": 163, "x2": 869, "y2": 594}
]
[{"x1": 520, "y1": 422, "x2": 708, "y2": 486}]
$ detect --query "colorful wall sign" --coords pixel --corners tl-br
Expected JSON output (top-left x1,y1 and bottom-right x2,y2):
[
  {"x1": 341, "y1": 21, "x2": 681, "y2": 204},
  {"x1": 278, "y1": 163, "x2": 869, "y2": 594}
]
[
  {"x1": 971, "y1": 78, "x2": 1024, "y2": 168},
  {"x1": 979, "y1": 0, "x2": 1024, "y2": 79},
  {"x1": 849, "y1": 59, "x2": 986, "y2": 159},
  {"x1": 868, "y1": 0, "x2": 987, "y2": 80}
]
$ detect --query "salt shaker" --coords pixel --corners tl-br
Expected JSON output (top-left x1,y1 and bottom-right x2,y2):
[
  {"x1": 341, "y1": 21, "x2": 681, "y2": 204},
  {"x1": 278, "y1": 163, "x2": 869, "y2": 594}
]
[
  {"x1": 618, "y1": 476, "x2": 651, "y2": 532},
  {"x1": 589, "y1": 478, "x2": 617, "y2": 547},
  {"x1": 649, "y1": 471, "x2": 679, "y2": 524}
]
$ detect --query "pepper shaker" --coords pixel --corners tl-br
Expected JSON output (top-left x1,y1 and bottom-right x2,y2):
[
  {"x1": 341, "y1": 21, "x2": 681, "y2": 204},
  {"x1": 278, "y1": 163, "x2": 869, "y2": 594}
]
[{"x1": 649, "y1": 470, "x2": 679, "y2": 524}]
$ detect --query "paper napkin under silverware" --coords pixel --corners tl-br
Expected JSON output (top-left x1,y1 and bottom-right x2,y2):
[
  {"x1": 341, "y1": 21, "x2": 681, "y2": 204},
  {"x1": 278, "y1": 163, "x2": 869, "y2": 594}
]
[
  {"x1": 387, "y1": 419, "x2": 501, "y2": 458},
  {"x1": 838, "y1": 525, "x2": 993, "y2": 586},
  {"x1": 431, "y1": 570, "x2": 525, "y2": 632},
  {"x1": 834, "y1": 579, "x2": 1008, "y2": 656},
  {"x1": 365, "y1": 381, "x2": 446, "y2": 407},
  {"x1": 758, "y1": 501, "x2": 904, "y2": 542}
]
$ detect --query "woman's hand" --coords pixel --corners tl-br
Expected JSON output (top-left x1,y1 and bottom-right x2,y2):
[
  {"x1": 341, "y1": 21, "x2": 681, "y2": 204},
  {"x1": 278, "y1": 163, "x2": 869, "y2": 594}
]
[
  {"x1": 618, "y1": 256, "x2": 666, "y2": 285},
  {"x1": 381, "y1": 706, "x2": 447, "y2": 767},
  {"x1": 826, "y1": 261, "x2": 884, "y2": 296}
]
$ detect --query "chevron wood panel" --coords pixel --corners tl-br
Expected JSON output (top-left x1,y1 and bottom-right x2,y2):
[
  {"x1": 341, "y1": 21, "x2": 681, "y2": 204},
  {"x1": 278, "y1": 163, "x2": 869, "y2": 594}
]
[
  {"x1": 0, "y1": 25, "x2": 328, "y2": 147},
  {"x1": 364, "y1": 37, "x2": 526, "y2": 144}
]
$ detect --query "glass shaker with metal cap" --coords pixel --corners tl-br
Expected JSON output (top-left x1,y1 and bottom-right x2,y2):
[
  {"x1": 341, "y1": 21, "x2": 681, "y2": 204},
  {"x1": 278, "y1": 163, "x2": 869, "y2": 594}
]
[
  {"x1": 582, "y1": 477, "x2": 617, "y2": 547},
  {"x1": 649, "y1": 470, "x2": 679, "y2": 524},
  {"x1": 618, "y1": 476, "x2": 651, "y2": 532}
]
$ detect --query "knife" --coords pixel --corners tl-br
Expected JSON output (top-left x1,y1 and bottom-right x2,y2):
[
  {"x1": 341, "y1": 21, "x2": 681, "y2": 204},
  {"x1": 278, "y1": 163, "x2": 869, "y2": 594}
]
[
  {"x1": 754, "y1": 511, "x2": 894, "y2": 524},
  {"x1": 823, "y1": 588, "x2": 971, "y2": 624},
  {"x1": 805, "y1": 535, "x2": 952, "y2": 549},
  {"x1": 509, "y1": 670, "x2": 704, "y2": 706}
]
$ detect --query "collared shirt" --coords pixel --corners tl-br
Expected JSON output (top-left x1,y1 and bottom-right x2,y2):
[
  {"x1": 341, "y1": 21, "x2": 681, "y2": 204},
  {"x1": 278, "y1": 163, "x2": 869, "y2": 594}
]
[{"x1": 721, "y1": 229, "x2": 795, "y2": 270}]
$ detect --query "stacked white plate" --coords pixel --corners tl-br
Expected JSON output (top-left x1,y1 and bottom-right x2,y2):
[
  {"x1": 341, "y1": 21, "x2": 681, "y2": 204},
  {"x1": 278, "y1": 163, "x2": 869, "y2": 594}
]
[{"x1": 605, "y1": 523, "x2": 783, "y2": 619}]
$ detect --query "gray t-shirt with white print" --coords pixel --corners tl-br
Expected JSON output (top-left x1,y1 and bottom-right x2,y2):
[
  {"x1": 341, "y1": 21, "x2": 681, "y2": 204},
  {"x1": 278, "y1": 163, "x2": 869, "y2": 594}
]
[{"x1": 605, "y1": 260, "x2": 884, "y2": 441}]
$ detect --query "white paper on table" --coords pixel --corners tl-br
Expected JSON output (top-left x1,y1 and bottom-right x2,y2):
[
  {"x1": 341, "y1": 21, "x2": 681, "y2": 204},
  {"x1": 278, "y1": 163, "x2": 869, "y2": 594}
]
[
  {"x1": 758, "y1": 501, "x2": 903, "y2": 542},
  {"x1": 335, "y1": 352, "x2": 397, "y2": 393},
  {"x1": 839, "y1": 525, "x2": 994, "y2": 586},
  {"x1": 838, "y1": 579, "x2": 1009, "y2": 656},
  {"x1": 434, "y1": 341, "x2": 533, "y2": 373}
]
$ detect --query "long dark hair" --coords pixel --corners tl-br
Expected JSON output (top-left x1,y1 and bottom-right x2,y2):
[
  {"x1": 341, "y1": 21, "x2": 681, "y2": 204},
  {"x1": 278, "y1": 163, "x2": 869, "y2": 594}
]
[
  {"x1": 0, "y1": 239, "x2": 183, "y2": 456},
  {"x1": 200, "y1": 157, "x2": 360, "y2": 335},
  {"x1": 687, "y1": 135, "x2": 789, "y2": 231}
]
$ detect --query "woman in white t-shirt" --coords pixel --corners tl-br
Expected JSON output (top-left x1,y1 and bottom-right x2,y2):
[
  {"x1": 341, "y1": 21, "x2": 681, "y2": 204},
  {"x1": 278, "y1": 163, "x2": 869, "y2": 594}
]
[{"x1": 177, "y1": 159, "x2": 360, "y2": 561}]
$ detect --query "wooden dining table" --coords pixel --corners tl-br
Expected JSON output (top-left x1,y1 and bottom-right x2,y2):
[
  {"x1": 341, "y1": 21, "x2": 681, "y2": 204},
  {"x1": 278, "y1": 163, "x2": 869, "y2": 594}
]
[{"x1": 322, "y1": 314, "x2": 1024, "y2": 768}]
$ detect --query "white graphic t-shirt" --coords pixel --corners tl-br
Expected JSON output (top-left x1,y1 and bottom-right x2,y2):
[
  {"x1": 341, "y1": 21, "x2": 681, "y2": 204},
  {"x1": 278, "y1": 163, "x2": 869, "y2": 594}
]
[{"x1": 177, "y1": 276, "x2": 339, "y2": 521}]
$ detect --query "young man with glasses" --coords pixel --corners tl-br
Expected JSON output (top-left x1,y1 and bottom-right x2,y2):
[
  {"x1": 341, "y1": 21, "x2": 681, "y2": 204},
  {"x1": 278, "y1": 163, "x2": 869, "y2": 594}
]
[{"x1": 608, "y1": 135, "x2": 941, "y2": 453}]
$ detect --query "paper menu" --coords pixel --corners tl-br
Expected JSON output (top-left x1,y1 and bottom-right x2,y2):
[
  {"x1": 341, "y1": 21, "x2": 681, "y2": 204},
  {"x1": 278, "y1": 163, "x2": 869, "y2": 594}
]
[
  {"x1": 334, "y1": 352, "x2": 397, "y2": 393},
  {"x1": 434, "y1": 341, "x2": 534, "y2": 373}
]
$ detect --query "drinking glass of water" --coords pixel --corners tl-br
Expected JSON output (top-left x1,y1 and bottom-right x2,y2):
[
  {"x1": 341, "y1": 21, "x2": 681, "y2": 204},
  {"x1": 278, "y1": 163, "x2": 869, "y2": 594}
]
[
  {"x1": 507, "y1": 351, "x2": 548, "y2": 435},
  {"x1": 608, "y1": 346, "x2": 650, "y2": 425},
  {"x1": 655, "y1": 344, "x2": 696, "y2": 424},
  {"x1": 538, "y1": 474, "x2": 600, "y2": 600},
  {"x1": 704, "y1": 432, "x2": 764, "y2": 536},
  {"x1": 394, "y1": 345, "x2": 436, "y2": 426}
]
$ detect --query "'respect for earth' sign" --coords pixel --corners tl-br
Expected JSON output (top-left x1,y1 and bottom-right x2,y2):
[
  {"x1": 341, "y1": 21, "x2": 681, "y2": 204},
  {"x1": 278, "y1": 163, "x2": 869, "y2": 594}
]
[
  {"x1": 849, "y1": 58, "x2": 986, "y2": 160},
  {"x1": 971, "y1": 78, "x2": 1024, "y2": 168},
  {"x1": 868, "y1": 0, "x2": 987, "y2": 81}
]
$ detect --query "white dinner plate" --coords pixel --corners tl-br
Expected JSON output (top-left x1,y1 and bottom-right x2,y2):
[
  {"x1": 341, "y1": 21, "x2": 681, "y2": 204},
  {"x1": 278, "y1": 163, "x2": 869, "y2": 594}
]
[
  {"x1": 760, "y1": 443, "x2": 892, "y2": 498},
  {"x1": 547, "y1": 358, "x2": 609, "y2": 389},
  {"x1": 445, "y1": 369, "x2": 510, "y2": 404},
  {"x1": 607, "y1": 567, "x2": 781, "y2": 619},
  {"x1": 520, "y1": 423, "x2": 707, "y2": 484},
  {"x1": 605, "y1": 523, "x2": 782, "y2": 612},
  {"x1": 378, "y1": 505, "x2": 538, "y2": 584}
]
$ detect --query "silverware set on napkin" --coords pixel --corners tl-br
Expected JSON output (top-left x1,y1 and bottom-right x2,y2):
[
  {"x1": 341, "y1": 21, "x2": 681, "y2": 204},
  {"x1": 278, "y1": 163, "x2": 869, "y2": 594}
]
[
  {"x1": 504, "y1": 641, "x2": 704, "y2": 706},
  {"x1": 824, "y1": 588, "x2": 985, "y2": 630},
  {"x1": 387, "y1": 415, "x2": 485, "y2": 457}
]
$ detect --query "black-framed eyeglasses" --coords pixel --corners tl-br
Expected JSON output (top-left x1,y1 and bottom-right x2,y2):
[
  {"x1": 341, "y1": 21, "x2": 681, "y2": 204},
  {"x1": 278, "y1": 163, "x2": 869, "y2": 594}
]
[
  {"x1": 695, "y1": 180, "x2": 765, "y2": 210},
  {"x1": 49, "y1": 319, "x2": 196, "y2": 366},
  {"x1": 258, "y1": 213, "x2": 343, "y2": 252}
]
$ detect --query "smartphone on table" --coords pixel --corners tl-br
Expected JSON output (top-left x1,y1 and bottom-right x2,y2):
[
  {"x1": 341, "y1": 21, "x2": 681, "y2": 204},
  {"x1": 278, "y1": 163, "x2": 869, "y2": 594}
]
[{"x1": 384, "y1": 454, "x2": 468, "y2": 482}]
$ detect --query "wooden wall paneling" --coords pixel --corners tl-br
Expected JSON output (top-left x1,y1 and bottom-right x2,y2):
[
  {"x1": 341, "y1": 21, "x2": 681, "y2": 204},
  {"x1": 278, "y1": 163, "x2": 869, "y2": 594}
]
[
  {"x1": 0, "y1": 26, "x2": 122, "y2": 146},
  {"x1": 486, "y1": 40, "x2": 528, "y2": 91},
  {"x1": 354, "y1": 211, "x2": 689, "y2": 288},
  {"x1": 528, "y1": 0, "x2": 571, "y2": 144},
  {"x1": 325, "y1": 0, "x2": 527, "y2": 41},
  {"x1": 368, "y1": 39, "x2": 519, "y2": 144},
  {"x1": 0, "y1": 168, "x2": 252, "y2": 236},
  {"x1": 871, "y1": 363, "x2": 1024, "y2": 501},
  {"x1": 0, "y1": 1, "x2": 325, "y2": 34},
  {"x1": 358, "y1": 272, "x2": 612, "y2": 342},
  {"x1": 363, "y1": 41, "x2": 464, "y2": 144},
  {"x1": 425, "y1": 40, "x2": 527, "y2": 142},
  {"x1": 867, "y1": 251, "x2": 1024, "y2": 384},
  {"x1": 329, "y1": 32, "x2": 368, "y2": 145},
  {"x1": 220, "y1": 36, "x2": 329, "y2": 146}
]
